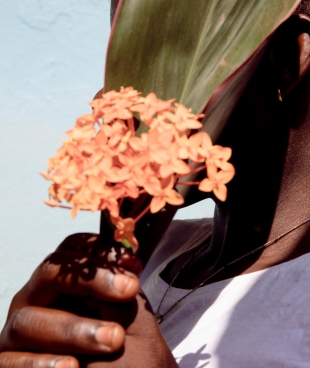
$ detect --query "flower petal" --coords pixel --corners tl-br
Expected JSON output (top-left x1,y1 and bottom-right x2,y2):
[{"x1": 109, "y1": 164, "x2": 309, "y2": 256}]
[
  {"x1": 171, "y1": 159, "x2": 191, "y2": 175},
  {"x1": 207, "y1": 163, "x2": 218, "y2": 179},
  {"x1": 198, "y1": 178, "x2": 214, "y2": 192},
  {"x1": 150, "y1": 196, "x2": 166, "y2": 213},
  {"x1": 144, "y1": 177, "x2": 162, "y2": 196},
  {"x1": 40, "y1": 171, "x2": 52, "y2": 180},
  {"x1": 165, "y1": 190, "x2": 184, "y2": 206},
  {"x1": 213, "y1": 184, "x2": 227, "y2": 202},
  {"x1": 216, "y1": 168, "x2": 235, "y2": 184},
  {"x1": 123, "y1": 218, "x2": 135, "y2": 232},
  {"x1": 159, "y1": 164, "x2": 173, "y2": 179}
]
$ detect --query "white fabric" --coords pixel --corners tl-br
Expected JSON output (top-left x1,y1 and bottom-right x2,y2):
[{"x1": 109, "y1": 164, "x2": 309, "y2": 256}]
[{"x1": 141, "y1": 219, "x2": 310, "y2": 368}]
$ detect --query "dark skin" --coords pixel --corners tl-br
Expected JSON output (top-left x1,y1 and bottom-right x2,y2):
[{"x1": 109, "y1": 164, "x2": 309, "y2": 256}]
[
  {"x1": 0, "y1": 234, "x2": 176, "y2": 368},
  {"x1": 1, "y1": 8, "x2": 310, "y2": 368},
  {"x1": 161, "y1": 14, "x2": 310, "y2": 288}
]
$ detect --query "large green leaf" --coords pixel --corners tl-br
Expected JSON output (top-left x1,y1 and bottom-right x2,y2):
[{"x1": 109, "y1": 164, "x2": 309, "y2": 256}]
[
  {"x1": 105, "y1": 0, "x2": 299, "y2": 122},
  {"x1": 102, "y1": 0, "x2": 300, "y2": 264}
]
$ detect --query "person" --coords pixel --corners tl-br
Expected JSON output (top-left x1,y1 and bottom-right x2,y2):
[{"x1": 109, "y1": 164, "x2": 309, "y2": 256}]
[{"x1": 1, "y1": 0, "x2": 310, "y2": 366}]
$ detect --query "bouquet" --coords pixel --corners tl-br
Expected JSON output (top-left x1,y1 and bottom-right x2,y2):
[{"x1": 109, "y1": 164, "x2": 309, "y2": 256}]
[{"x1": 41, "y1": 87, "x2": 234, "y2": 251}]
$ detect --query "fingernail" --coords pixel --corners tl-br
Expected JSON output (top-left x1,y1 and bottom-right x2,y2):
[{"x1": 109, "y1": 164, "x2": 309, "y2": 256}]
[
  {"x1": 54, "y1": 357, "x2": 76, "y2": 368},
  {"x1": 95, "y1": 325, "x2": 119, "y2": 350},
  {"x1": 112, "y1": 273, "x2": 134, "y2": 294}
]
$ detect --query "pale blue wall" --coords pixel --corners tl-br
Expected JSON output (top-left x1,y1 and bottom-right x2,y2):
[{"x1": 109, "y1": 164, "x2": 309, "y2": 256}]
[{"x1": 0, "y1": 1, "x2": 214, "y2": 328}]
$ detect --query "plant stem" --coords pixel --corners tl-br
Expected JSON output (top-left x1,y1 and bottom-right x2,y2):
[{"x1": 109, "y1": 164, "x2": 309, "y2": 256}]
[
  {"x1": 177, "y1": 164, "x2": 206, "y2": 178},
  {"x1": 119, "y1": 196, "x2": 124, "y2": 208},
  {"x1": 121, "y1": 238, "x2": 133, "y2": 249},
  {"x1": 134, "y1": 204, "x2": 151, "y2": 223},
  {"x1": 177, "y1": 181, "x2": 200, "y2": 185},
  {"x1": 46, "y1": 203, "x2": 73, "y2": 210},
  {"x1": 189, "y1": 161, "x2": 198, "y2": 168},
  {"x1": 127, "y1": 117, "x2": 135, "y2": 135}
]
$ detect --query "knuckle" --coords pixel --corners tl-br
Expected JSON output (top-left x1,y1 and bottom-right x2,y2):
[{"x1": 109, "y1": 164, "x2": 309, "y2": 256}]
[
  {"x1": 18, "y1": 357, "x2": 35, "y2": 368},
  {"x1": 10, "y1": 292, "x2": 23, "y2": 310},
  {"x1": 60, "y1": 316, "x2": 104, "y2": 350},
  {"x1": 61, "y1": 317, "x2": 80, "y2": 347},
  {"x1": 0, "y1": 354, "x2": 18, "y2": 368},
  {"x1": 7, "y1": 306, "x2": 31, "y2": 344},
  {"x1": 6, "y1": 291, "x2": 25, "y2": 317},
  {"x1": 28, "y1": 260, "x2": 55, "y2": 290}
]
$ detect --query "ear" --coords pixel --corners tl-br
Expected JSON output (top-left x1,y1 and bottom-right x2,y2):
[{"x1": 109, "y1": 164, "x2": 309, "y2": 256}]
[{"x1": 270, "y1": 14, "x2": 310, "y2": 98}]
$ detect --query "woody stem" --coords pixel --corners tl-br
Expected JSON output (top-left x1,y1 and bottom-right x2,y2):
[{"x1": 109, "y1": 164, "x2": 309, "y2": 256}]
[{"x1": 134, "y1": 204, "x2": 151, "y2": 223}]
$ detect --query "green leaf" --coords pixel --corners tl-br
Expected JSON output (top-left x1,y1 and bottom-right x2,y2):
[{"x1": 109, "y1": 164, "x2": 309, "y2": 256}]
[
  {"x1": 103, "y1": 0, "x2": 300, "y2": 264},
  {"x1": 105, "y1": 0, "x2": 299, "y2": 140}
]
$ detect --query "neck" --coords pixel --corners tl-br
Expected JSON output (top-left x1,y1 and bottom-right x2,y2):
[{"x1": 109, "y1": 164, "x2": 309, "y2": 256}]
[
  {"x1": 210, "y1": 71, "x2": 310, "y2": 280},
  {"x1": 161, "y1": 67, "x2": 310, "y2": 289}
]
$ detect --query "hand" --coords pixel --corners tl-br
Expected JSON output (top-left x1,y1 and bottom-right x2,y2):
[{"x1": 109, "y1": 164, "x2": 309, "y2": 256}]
[
  {"x1": 0, "y1": 234, "x2": 177, "y2": 368},
  {"x1": 78, "y1": 293, "x2": 178, "y2": 368},
  {"x1": 0, "y1": 233, "x2": 141, "y2": 367}
]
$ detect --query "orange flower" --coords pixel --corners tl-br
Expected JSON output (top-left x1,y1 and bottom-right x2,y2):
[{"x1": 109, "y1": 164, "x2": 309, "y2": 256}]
[
  {"x1": 159, "y1": 143, "x2": 191, "y2": 178},
  {"x1": 198, "y1": 162, "x2": 235, "y2": 201},
  {"x1": 177, "y1": 131, "x2": 213, "y2": 162},
  {"x1": 162, "y1": 103, "x2": 204, "y2": 132},
  {"x1": 118, "y1": 153, "x2": 148, "y2": 187},
  {"x1": 211, "y1": 145, "x2": 232, "y2": 161},
  {"x1": 149, "y1": 175, "x2": 184, "y2": 213},
  {"x1": 111, "y1": 216, "x2": 139, "y2": 250},
  {"x1": 41, "y1": 87, "x2": 234, "y2": 250},
  {"x1": 89, "y1": 87, "x2": 141, "y2": 121},
  {"x1": 130, "y1": 92, "x2": 174, "y2": 125},
  {"x1": 102, "y1": 100, "x2": 133, "y2": 124}
]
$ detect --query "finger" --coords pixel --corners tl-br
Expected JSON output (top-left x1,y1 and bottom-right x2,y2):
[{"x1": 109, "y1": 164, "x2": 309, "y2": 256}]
[
  {"x1": 0, "y1": 352, "x2": 79, "y2": 368},
  {"x1": 55, "y1": 233, "x2": 101, "y2": 253},
  {"x1": 1, "y1": 307, "x2": 125, "y2": 355},
  {"x1": 117, "y1": 253, "x2": 142, "y2": 276},
  {"x1": 7, "y1": 250, "x2": 140, "y2": 319},
  {"x1": 28, "y1": 251, "x2": 140, "y2": 306},
  {"x1": 56, "y1": 233, "x2": 142, "y2": 275}
]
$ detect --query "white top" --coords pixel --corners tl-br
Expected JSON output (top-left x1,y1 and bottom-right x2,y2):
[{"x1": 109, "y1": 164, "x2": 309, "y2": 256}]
[{"x1": 141, "y1": 219, "x2": 310, "y2": 368}]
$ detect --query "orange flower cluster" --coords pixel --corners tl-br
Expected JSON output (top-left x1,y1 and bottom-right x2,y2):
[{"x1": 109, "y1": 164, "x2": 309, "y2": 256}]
[{"x1": 41, "y1": 87, "x2": 234, "y2": 249}]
